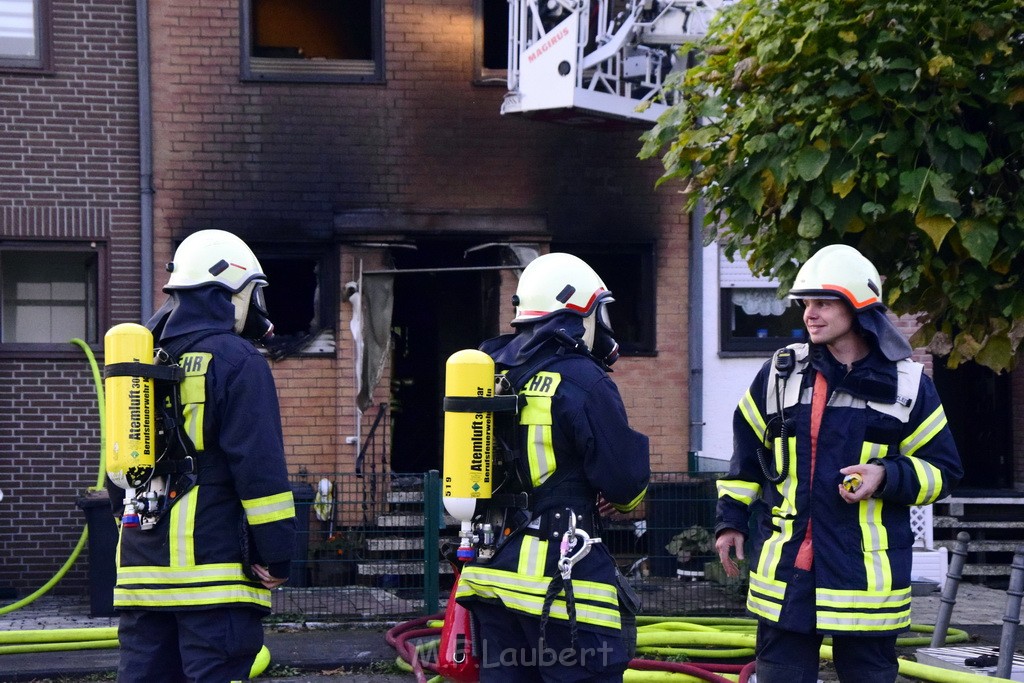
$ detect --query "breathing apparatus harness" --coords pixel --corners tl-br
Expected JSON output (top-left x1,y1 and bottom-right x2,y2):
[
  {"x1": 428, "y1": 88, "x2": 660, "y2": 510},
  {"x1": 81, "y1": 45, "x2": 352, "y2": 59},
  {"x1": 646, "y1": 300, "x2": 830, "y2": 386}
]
[
  {"x1": 104, "y1": 328, "x2": 228, "y2": 529},
  {"x1": 756, "y1": 347, "x2": 797, "y2": 484}
]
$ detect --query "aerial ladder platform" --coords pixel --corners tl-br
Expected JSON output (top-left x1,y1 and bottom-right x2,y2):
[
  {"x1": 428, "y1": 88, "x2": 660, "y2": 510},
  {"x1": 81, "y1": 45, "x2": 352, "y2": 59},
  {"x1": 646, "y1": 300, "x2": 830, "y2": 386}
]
[{"x1": 502, "y1": 0, "x2": 728, "y2": 125}]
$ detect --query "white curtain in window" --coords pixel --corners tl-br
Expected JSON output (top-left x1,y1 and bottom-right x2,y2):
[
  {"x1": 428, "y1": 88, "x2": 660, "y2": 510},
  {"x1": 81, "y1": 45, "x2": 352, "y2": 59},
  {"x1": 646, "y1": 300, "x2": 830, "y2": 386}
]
[{"x1": 733, "y1": 289, "x2": 791, "y2": 316}]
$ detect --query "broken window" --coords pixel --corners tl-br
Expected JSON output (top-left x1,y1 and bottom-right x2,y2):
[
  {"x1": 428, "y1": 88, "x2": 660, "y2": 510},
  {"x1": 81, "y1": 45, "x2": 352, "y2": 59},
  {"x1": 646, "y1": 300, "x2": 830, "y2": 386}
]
[
  {"x1": 0, "y1": 0, "x2": 50, "y2": 71},
  {"x1": 550, "y1": 242, "x2": 656, "y2": 355},
  {"x1": 241, "y1": 0, "x2": 384, "y2": 83},
  {"x1": 474, "y1": 0, "x2": 508, "y2": 84},
  {"x1": 251, "y1": 247, "x2": 337, "y2": 357}
]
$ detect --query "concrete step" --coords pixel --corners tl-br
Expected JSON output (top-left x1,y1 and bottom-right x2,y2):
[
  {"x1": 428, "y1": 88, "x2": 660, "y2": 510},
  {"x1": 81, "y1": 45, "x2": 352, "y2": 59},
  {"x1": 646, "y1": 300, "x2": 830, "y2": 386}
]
[
  {"x1": 933, "y1": 517, "x2": 1024, "y2": 529},
  {"x1": 935, "y1": 539, "x2": 1024, "y2": 553},
  {"x1": 376, "y1": 513, "x2": 459, "y2": 528},
  {"x1": 357, "y1": 561, "x2": 454, "y2": 576}
]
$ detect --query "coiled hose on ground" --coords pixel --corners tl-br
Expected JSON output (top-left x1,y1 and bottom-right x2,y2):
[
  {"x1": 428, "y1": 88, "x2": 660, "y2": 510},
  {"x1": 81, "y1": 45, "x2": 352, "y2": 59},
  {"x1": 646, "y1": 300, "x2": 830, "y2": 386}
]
[{"x1": 385, "y1": 613, "x2": 992, "y2": 683}]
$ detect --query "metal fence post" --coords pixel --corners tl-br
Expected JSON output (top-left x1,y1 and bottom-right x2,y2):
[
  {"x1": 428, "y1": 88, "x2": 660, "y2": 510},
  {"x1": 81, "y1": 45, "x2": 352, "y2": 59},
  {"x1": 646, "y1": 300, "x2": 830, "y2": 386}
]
[
  {"x1": 423, "y1": 469, "x2": 441, "y2": 615},
  {"x1": 931, "y1": 531, "x2": 970, "y2": 647},
  {"x1": 996, "y1": 545, "x2": 1024, "y2": 680}
]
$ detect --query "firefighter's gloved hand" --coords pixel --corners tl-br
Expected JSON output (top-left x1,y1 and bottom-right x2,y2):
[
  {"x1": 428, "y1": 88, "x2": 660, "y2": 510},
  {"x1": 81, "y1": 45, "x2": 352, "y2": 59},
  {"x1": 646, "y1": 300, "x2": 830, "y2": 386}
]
[{"x1": 251, "y1": 564, "x2": 288, "y2": 590}]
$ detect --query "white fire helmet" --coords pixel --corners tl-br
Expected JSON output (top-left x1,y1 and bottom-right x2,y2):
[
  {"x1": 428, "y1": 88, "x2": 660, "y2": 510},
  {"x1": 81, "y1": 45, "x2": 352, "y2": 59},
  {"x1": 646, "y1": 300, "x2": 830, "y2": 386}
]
[
  {"x1": 787, "y1": 244, "x2": 883, "y2": 311},
  {"x1": 164, "y1": 229, "x2": 272, "y2": 337},
  {"x1": 512, "y1": 252, "x2": 613, "y2": 325}
]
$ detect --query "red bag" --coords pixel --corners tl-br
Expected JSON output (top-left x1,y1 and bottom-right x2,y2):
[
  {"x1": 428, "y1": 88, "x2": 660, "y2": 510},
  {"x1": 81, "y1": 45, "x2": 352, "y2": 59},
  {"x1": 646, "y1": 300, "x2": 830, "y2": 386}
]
[{"x1": 436, "y1": 576, "x2": 480, "y2": 682}]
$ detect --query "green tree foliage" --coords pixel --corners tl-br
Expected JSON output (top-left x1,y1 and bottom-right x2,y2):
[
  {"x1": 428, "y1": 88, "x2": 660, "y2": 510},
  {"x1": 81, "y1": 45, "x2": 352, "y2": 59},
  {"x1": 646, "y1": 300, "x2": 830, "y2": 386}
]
[{"x1": 640, "y1": 0, "x2": 1024, "y2": 371}]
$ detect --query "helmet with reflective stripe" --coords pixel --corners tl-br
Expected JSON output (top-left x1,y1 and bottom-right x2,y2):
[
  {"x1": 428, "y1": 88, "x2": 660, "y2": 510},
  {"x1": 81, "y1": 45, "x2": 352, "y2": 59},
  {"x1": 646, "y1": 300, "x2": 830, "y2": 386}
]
[
  {"x1": 512, "y1": 252, "x2": 613, "y2": 325},
  {"x1": 165, "y1": 230, "x2": 273, "y2": 339},
  {"x1": 165, "y1": 229, "x2": 267, "y2": 294},
  {"x1": 787, "y1": 244, "x2": 883, "y2": 311}
]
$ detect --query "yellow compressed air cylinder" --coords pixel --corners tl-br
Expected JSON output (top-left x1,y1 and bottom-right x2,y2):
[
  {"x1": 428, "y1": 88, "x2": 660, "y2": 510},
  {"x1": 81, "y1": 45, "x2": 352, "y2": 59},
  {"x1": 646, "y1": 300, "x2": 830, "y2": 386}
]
[
  {"x1": 104, "y1": 323, "x2": 155, "y2": 489},
  {"x1": 442, "y1": 349, "x2": 495, "y2": 523}
]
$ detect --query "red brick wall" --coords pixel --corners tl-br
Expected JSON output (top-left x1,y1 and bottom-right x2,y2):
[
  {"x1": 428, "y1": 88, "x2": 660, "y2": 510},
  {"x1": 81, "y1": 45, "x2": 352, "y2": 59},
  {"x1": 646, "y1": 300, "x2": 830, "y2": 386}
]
[
  {"x1": 0, "y1": 0, "x2": 142, "y2": 594},
  {"x1": 147, "y1": 0, "x2": 693, "y2": 479}
]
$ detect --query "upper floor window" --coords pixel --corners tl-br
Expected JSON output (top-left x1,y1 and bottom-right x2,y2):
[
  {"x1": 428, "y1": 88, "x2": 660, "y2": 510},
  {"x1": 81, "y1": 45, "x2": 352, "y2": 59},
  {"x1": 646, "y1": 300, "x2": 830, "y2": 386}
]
[
  {"x1": 0, "y1": 0, "x2": 51, "y2": 71},
  {"x1": 0, "y1": 246, "x2": 100, "y2": 346},
  {"x1": 474, "y1": 0, "x2": 508, "y2": 84},
  {"x1": 241, "y1": 0, "x2": 384, "y2": 84},
  {"x1": 550, "y1": 242, "x2": 656, "y2": 355}
]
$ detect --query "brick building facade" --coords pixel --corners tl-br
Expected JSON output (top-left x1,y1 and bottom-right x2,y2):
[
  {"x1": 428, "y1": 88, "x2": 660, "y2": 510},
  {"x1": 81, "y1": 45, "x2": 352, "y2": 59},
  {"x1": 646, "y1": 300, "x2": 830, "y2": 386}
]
[{"x1": 1, "y1": 0, "x2": 1021, "y2": 598}]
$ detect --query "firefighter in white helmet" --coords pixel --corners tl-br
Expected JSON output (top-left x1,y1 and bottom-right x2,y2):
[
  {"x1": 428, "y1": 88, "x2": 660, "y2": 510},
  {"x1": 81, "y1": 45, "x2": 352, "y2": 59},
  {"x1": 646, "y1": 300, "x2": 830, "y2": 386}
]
[
  {"x1": 456, "y1": 252, "x2": 650, "y2": 682},
  {"x1": 714, "y1": 244, "x2": 963, "y2": 683},
  {"x1": 111, "y1": 229, "x2": 295, "y2": 682}
]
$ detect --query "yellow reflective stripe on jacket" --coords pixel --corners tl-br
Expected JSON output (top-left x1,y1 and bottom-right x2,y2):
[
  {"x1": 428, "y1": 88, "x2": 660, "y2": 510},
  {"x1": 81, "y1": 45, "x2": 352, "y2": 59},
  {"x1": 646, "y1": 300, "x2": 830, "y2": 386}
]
[
  {"x1": 117, "y1": 562, "x2": 250, "y2": 584},
  {"x1": 613, "y1": 485, "x2": 647, "y2": 513},
  {"x1": 900, "y1": 405, "x2": 947, "y2": 458},
  {"x1": 858, "y1": 442, "x2": 892, "y2": 591},
  {"x1": 907, "y1": 454, "x2": 943, "y2": 505},
  {"x1": 457, "y1": 567, "x2": 620, "y2": 630},
  {"x1": 817, "y1": 609, "x2": 911, "y2": 632},
  {"x1": 717, "y1": 479, "x2": 760, "y2": 506},
  {"x1": 815, "y1": 587, "x2": 912, "y2": 632},
  {"x1": 817, "y1": 586, "x2": 911, "y2": 609},
  {"x1": 755, "y1": 515, "x2": 795, "y2": 584},
  {"x1": 520, "y1": 371, "x2": 560, "y2": 487},
  {"x1": 179, "y1": 352, "x2": 211, "y2": 451},
  {"x1": 114, "y1": 583, "x2": 270, "y2": 609},
  {"x1": 243, "y1": 490, "x2": 296, "y2": 525},
  {"x1": 738, "y1": 389, "x2": 767, "y2": 438},
  {"x1": 517, "y1": 536, "x2": 548, "y2": 577},
  {"x1": 860, "y1": 498, "x2": 891, "y2": 591},
  {"x1": 526, "y1": 424, "x2": 555, "y2": 487},
  {"x1": 747, "y1": 570, "x2": 786, "y2": 621},
  {"x1": 169, "y1": 486, "x2": 199, "y2": 567},
  {"x1": 458, "y1": 566, "x2": 618, "y2": 606}
]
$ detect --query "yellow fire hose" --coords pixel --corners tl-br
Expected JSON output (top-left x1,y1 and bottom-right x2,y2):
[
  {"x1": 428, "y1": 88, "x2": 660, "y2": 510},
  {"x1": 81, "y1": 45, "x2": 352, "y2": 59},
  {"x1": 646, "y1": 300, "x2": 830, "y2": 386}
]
[{"x1": 391, "y1": 615, "x2": 987, "y2": 683}]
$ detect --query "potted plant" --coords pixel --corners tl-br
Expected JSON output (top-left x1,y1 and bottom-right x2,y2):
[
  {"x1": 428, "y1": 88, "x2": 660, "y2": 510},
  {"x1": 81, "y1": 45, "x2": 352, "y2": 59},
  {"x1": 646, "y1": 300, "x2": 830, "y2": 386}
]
[{"x1": 665, "y1": 525, "x2": 714, "y2": 579}]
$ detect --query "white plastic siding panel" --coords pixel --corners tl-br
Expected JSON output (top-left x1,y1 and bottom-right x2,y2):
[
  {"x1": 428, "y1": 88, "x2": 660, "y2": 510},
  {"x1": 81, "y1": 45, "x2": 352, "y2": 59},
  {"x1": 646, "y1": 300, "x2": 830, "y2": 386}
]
[{"x1": 718, "y1": 247, "x2": 778, "y2": 289}]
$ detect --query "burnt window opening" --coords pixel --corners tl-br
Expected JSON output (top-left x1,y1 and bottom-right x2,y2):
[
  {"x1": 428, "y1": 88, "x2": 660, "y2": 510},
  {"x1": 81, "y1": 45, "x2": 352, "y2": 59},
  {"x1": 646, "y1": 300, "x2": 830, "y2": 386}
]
[
  {"x1": 475, "y1": 0, "x2": 508, "y2": 83},
  {"x1": 720, "y1": 288, "x2": 806, "y2": 354},
  {"x1": 242, "y1": 0, "x2": 384, "y2": 84},
  {"x1": 252, "y1": 250, "x2": 336, "y2": 357},
  {"x1": 549, "y1": 242, "x2": 656, "y2": 355},
  {"x1": 0, "y1": 0, "x2": 51, "y2": 72}
]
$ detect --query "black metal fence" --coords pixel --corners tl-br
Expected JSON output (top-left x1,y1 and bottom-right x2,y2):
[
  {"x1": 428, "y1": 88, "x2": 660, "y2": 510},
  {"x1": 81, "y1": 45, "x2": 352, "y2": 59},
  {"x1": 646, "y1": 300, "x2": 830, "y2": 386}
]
[{"x1": 271, "y1": 471, "x2": 747, "y2": 622}]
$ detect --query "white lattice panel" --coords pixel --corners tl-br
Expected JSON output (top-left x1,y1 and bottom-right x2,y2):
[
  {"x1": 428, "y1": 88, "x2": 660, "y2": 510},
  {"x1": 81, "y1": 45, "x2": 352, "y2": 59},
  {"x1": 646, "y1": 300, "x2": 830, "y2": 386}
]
[{"x1": 910, "y1": 505, "x2": 934, "y2": 549}]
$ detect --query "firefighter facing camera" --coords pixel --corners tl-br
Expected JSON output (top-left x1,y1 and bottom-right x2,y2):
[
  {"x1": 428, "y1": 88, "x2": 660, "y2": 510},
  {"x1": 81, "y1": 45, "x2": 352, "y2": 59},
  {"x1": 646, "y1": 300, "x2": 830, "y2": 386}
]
[
  {"x1": 714, "y1": 244, "x2": 963, "y2": 683},
  {"x1": 448, "y1": 252, "x2": 651, "y2": 682},
  {"x1": 104, "y1": 229, "x2": 296, "y2": 682}
]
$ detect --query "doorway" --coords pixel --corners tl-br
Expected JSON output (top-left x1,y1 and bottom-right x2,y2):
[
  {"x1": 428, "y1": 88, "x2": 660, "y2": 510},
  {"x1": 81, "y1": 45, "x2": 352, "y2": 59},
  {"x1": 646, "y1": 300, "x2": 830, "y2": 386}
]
[
  {"x1": 932, "y1": 360, "x2": 1013, "y2": 490},
  {"x1": 387, "y1": 241, "x2": 504, "y2": 473}
]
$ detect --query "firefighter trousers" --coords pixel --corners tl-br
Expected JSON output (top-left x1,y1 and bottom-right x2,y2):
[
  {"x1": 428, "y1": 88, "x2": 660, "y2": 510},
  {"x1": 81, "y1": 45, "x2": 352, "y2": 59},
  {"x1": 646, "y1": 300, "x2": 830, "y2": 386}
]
[
  {"x1": 755, "y1": 619, "x2": 899, "y2": 683},
  {"x1": 117, "y1": 606, "x2": 264, "y2": 682},
  {"x1": 471, "y1": 600, "x2": 631, "y2": 683}
]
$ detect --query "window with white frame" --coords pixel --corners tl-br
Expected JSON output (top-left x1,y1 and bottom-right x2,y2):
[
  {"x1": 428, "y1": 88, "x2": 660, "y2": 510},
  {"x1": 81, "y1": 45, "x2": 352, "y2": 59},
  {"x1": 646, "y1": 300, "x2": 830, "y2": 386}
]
[
  {"x1": 0, "y1": 0, "x2": 50, "y2": 71},
  {"x1": 241, "y1": 0, "x2": 384, "y2": 83},
  {"x1": 719, "y1": 248, "x2": 805, "y2": 353},
  {"x1": 0, "y1": 247, "x2": 99, "y2": 345}
]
